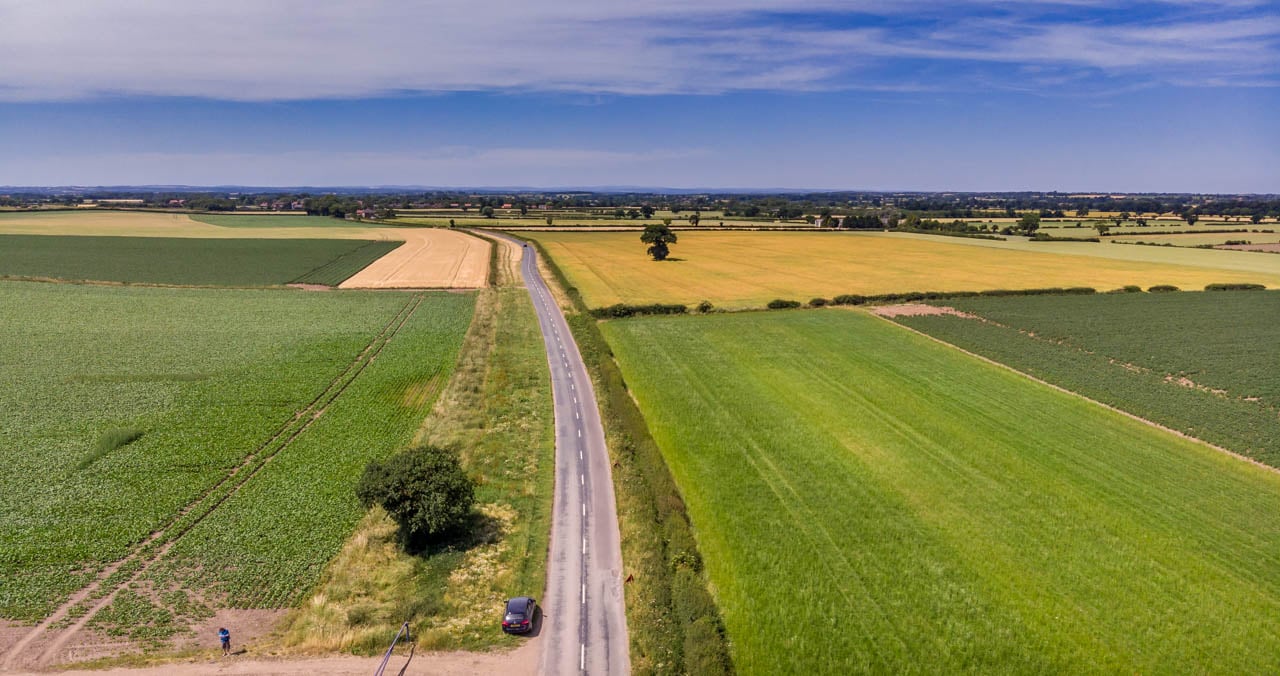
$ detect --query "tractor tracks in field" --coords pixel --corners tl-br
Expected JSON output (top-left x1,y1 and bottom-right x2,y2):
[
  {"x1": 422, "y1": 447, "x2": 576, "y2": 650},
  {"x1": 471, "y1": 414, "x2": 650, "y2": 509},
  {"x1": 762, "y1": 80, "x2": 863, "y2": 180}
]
[{"x1": 0, "y1": 293, "x2": 426, "y2": 671}]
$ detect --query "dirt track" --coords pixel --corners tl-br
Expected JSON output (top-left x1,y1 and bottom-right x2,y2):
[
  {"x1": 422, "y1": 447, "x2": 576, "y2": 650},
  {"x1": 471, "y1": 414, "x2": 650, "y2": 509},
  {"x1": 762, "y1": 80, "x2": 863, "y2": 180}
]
[
  {"x1": 1218, "y1": 243, "x2": 1280, "y2": 253},
  {"x1": 7, "y1": 642, "x2": 538, "y2": 676},
  {"x1": 340, "y1": 229, "x2": 489, "y2": 289}
]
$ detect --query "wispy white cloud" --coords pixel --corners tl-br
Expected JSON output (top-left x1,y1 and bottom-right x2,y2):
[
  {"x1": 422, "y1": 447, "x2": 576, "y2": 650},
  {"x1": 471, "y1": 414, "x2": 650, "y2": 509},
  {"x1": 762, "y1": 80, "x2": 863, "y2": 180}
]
[
  {"x1": 5, "y1": 147, "x2": 711, "y2": 185},
  {"x1": 0, "y1": 0, "x2": 1274, "y2": 101}
]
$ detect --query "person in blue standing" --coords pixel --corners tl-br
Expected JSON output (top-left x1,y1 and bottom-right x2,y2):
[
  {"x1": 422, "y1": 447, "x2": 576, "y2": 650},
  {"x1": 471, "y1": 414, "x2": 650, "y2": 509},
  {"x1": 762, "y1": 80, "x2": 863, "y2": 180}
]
[{"x1": 218, "y1": 627, "x2": 231, "y2": 656}]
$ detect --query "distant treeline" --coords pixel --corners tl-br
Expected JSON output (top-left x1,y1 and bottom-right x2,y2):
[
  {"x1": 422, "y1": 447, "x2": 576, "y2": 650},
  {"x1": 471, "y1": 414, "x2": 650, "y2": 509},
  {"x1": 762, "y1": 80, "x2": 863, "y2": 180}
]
[{"x1": 4, "y1": 188, "x2": 1278, "y2": 222}]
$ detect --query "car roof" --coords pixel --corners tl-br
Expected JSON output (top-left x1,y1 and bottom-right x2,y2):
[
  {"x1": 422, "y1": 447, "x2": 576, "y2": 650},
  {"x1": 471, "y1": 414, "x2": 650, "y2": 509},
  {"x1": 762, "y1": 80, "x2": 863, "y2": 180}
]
[{"x1": 505, "y1": 596, "x2": 533, "y2": 611}]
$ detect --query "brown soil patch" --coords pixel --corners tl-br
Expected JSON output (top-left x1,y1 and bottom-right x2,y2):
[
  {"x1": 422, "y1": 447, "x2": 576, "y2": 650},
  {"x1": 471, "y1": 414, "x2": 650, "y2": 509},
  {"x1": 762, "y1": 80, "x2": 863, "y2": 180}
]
[
  {"x1": 401, "y1": 373, "x2": 446, "y2": 408},
  {"x1": 1217, "y1": 243, "x2": 1280, "y2": 253},
  {"x1": 0, "y1": 621, "x2": 31, "y2": 659},
  {"x1": 1164, "y1": 374, "x2": 1229, "y2": 397},
  {"x1": 869, "y1": 304, "x2": 977, "y2": 319},
  {"x1": 340, "y1": 230, "x2": 489, "y2": 290}
]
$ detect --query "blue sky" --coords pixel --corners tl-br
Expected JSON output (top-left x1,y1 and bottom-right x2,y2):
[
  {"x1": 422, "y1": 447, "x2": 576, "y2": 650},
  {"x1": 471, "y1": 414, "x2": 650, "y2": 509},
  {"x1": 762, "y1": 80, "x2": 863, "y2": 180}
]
[{"x1": 0, "y1": 0, "x2": 1276, "y2": 192}]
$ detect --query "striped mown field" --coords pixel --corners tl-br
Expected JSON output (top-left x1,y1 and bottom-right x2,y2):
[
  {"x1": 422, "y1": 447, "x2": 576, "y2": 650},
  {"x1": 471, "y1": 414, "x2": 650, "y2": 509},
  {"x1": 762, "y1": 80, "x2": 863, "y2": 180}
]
[{"x1": 603, "y1": 309, "x2": 1280, "y2": 674}]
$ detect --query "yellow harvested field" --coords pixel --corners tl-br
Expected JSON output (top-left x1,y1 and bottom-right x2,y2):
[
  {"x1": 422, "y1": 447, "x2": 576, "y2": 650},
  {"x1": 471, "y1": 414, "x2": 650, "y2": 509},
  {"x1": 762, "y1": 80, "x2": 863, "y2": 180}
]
[
  {"x1": 522, "y1": 230, "x2": 1280, "y2": 308},
  {"x1": 0, "y1": 210, "x2": 490, "y2": 288},
  {"x1": 339, "y1": 228, "x2": 489, "y2": 288}
]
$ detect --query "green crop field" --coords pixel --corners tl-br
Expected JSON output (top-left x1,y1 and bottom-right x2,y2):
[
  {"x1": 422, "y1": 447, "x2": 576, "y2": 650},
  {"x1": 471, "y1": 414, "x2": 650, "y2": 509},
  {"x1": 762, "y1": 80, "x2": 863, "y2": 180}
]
[
  {"x1": 0, "y1": 234, "x2": 400, "y2": 286},
  {"x1": 603, "y1": 310, "x2": 1280, "y2": 673},
  {"x1": 0, "y1": 281, "x2": 473, "y2": 624},
  {"x1": 892, "y1": 290, "x2": 1280, "y2": 466},
  {"x1": 523, "y1": 230, "x2": 1280, "y2": 308},
  {"x1": 1111, "y1": 231, "x2": 1280, "y2": 246},
  {"x1": 189, "y1": 214, "x2": 343, "y2": 228}
]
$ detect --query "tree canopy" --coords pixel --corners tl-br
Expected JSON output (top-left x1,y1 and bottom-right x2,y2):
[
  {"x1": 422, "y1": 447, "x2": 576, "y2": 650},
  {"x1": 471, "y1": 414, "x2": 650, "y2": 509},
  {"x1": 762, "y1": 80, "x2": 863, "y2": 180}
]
[
  {"x1": 356, "y1": 445, "x2": 475, "y2": 551},
  {"x1": 641, "y1": 223, "x2": 678, "y2": 261}
]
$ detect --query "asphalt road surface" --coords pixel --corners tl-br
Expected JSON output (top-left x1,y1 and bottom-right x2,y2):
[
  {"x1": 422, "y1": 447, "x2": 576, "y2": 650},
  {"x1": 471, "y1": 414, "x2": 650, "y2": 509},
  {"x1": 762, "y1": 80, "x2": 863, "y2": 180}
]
[{"x1": 498, "y1": 234, "x2": 630, "y2": 675}]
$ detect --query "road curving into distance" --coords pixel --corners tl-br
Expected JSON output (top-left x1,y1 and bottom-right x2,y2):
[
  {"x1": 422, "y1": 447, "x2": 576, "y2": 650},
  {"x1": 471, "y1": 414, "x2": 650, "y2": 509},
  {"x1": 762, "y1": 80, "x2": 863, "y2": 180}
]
[{"x1": 490, "y1": 232, "x2": 630, "y2": 675}]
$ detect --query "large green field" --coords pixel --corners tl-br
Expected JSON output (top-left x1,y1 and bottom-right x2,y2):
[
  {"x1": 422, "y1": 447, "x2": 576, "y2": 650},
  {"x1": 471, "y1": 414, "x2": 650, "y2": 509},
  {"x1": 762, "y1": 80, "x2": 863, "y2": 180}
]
[
  {"x1": 523, "y1": 230, "x2": 1280, "y2": 308},
  {"x1": 0, "y1": 234, "x2": 400, "y2": 286},
  {"x1": 0, "y1": 282, "x2": 473, "y2": 625},
  {"x1": 603, "y1": 310, "x2": 1280, "y2": 673},
  {"x1": 189, "y1": 214, "x2": 340, "y2": 228},
  {"x1": 892, "y1": 290, "x2": 1280, "y2": 465}
]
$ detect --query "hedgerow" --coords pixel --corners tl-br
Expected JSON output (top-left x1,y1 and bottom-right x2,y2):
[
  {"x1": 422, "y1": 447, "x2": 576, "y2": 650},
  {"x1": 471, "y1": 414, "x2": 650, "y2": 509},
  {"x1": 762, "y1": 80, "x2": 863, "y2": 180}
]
[
  {"x1": 590, "y1": 303, "x2": 689, "y2": 318},
  {"x1": 1205, "y1": 283, "x2": 1266, "y2": 291}
]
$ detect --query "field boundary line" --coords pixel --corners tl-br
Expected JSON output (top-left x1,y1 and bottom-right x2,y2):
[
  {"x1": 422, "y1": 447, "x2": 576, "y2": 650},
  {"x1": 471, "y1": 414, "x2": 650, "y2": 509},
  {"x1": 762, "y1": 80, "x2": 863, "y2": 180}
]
[
  {"x1": 1, "y1": 293, "x2": 426, "y2": 671},
  {"x1": 867, "y1": 310, "x2": 1280, "y2": 478}
]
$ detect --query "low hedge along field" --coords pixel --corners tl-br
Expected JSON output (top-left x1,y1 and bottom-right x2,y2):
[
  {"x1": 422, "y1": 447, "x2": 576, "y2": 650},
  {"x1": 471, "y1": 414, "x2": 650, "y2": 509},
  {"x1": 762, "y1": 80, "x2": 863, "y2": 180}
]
[
  {"x1": 603, "y1": 310, "x2": 1280, "y2": 673},
  {"x1": 894, "y1": 289, "x2": 1280, "y2": 465}
]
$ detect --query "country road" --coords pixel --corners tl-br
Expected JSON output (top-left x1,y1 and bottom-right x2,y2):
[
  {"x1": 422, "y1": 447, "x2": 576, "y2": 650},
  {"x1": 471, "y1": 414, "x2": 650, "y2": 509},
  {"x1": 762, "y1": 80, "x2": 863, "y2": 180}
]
[{"x1": 492, "y1": 233, "x2": 630, "y2": 676}]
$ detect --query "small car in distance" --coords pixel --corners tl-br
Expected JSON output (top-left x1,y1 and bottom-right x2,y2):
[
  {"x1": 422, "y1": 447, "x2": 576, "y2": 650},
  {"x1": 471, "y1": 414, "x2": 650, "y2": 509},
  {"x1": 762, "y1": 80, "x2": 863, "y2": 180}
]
[{"x1": 502, "y1": 596, "x2": 536, "y2": 634}]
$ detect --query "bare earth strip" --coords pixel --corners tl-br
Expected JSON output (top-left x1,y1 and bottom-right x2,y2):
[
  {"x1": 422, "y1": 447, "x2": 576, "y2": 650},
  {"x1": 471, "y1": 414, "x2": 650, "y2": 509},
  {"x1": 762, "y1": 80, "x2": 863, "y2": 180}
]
[
  {"x1": 341, "y1": 229, "x2": 490, "y2": 289},
  {"x1": 869, "y1": 303, "x2": 978, "y2": 319},
  {"x1": 1218, "y1": 243, "x2": 1280, "y2": 253},
  {"x1": 7, "y1": 645, "x2": 537, "y2": 676}
]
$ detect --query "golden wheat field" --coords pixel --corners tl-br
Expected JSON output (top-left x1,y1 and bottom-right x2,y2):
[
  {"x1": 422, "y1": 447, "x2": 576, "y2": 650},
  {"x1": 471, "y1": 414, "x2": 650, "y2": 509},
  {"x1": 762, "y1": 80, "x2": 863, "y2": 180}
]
[{"x1": 521, "y1": 230, "x2": 1280, "y2": 308}]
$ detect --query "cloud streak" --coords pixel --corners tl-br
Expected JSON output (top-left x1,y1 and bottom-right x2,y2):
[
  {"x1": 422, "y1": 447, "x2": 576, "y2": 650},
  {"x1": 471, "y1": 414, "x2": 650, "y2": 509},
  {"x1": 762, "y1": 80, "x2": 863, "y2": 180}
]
[
  {"x1": 5, "y1": 147, "x2": 711, "y2": 186},
  {"x1": 0, "y1": 1, "x2": 1275, "y2": 101}
]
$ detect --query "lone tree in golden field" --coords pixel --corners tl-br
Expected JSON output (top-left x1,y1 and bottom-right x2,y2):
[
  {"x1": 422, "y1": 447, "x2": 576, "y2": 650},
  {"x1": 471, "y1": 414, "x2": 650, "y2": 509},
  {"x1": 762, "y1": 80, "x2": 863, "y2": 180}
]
[{"x1": 641, "y1": 223, "x2": 678, "y2": 261}]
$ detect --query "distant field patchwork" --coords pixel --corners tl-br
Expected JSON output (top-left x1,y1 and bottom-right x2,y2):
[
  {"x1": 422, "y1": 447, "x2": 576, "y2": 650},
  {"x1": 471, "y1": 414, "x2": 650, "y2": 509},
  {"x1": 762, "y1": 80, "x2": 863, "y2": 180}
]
[
  {"x1": 892, "y1": 290, "x2": 1280, "y2": 465},
  {"x1": 0, "y1": 234, "x2": 400, "y2": 286},
  {"x1": 524, "y1": 230, "x2": 1280, "y2": 308},
  {"x1": 603, "y1": 310, "x2": 1280, "y2": 673}
]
